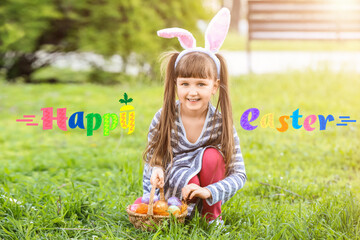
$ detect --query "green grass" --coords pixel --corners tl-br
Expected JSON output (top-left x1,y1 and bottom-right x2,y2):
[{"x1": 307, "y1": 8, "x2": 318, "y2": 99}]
[
  {"x1": 222, "y1": 32, "x2": 360, "y2": 51},
  {"x1": 0, "y1": 69, "x2": 360, "y2": 239}
]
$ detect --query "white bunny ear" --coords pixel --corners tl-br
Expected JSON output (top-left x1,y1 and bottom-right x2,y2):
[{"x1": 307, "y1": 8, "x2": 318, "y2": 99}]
[
  {"x1": 205, "y1": 8, "x2": 230, "y2": 52},
  {"x1": 157, "y1": 28, "x2": 196, "y2": 49}
]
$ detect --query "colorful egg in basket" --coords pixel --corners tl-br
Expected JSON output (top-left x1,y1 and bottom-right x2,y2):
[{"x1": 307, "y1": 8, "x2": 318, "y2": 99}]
[{"x1": 126, "y1": 187, "x2": 188, "y2": 231}]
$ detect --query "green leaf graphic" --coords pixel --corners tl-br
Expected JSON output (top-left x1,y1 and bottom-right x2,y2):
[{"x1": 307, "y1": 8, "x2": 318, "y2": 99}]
[{"x1": 119, "y1": 92, "x2": 133, "y2": 106}]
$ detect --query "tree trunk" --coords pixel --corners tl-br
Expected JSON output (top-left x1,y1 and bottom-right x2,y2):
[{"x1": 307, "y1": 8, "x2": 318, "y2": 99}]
[
  {"x1": 230, "y1": 0, "x2": 241, "y2": 32},
  {"x1": 6, "y1": 53, "x2": 36, "y2": 83}
]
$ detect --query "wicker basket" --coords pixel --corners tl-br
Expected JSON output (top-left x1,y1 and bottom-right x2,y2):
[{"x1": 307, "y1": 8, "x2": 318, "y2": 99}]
[{"x1": 126, "y1": 186, "x2": 188, "y2": 231}]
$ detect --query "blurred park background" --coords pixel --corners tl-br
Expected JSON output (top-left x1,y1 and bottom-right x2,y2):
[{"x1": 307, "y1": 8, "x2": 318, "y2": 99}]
[
  {"x1": 1, "y1": 0, "x2": 359, "y2": 83},
  {"x1": 1, "y1": 0, "x2": 360, "y2": 239}
]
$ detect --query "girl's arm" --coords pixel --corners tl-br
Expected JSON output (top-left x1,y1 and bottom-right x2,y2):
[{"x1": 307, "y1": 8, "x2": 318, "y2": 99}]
[{"x1": 204, "y1": 126, "x2": 247, "y2": 206}]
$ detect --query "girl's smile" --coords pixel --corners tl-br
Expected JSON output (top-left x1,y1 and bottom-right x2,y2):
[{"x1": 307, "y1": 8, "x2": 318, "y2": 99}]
[{"x1": 176, "y1": 77, "x2": 219, "y2": 116}]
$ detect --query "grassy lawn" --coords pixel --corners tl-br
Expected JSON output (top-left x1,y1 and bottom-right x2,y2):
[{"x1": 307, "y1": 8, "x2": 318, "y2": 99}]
[{"x1": 0, "y1": 69, "x2": 359, "y2": 239}]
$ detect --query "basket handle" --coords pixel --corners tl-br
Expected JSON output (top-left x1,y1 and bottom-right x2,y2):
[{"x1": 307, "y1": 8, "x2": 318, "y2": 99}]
[{"x1": 147, "y1": 185, "x2": 165, "y2": 216}]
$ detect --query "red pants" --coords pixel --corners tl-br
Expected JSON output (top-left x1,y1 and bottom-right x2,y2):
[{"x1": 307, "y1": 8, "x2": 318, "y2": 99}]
[
  {"x1": 188, "y1": 147, "x2": 225, "y2": 221},
  {"x1": 135, "y1": 148, "x2": 225, "y2": 221}
]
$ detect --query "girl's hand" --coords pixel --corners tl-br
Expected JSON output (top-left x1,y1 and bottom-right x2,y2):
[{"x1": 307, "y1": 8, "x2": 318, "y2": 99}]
[
  {"x1": 181, "y1": 184, "x2": 212, "y2": 201},
  {"x1": 150, "y1": 167, "x2": 164, "y2": 188}
]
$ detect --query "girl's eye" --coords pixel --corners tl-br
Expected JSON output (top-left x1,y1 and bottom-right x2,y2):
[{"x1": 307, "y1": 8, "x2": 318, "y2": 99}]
[
  {"x1": 182, "y1": 83, "x2": 188, "y2": 86},
  {"x1": 198, "y1": 83, "x2": 205, "y2": 86}
]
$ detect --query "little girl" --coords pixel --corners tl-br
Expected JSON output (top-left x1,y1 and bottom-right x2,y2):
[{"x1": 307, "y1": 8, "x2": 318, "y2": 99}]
[{"x1": 135, "y1": 8, "x2": 246, "y2": 223}]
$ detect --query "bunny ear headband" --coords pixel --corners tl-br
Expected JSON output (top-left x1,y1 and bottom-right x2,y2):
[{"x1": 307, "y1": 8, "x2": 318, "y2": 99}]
[{"x1": 157, "y1": 8, "x2": 231, "y2": 79}]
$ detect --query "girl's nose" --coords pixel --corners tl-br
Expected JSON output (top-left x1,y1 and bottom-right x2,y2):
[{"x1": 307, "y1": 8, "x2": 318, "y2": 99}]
[{"x1": 189, "y1": 88, "x2": 198, "y2": 96}]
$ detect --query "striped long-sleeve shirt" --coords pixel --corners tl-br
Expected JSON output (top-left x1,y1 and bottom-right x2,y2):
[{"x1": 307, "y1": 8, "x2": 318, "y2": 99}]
[{"x1": 142, "y1": 100, "x2": 246, "y2": 214}]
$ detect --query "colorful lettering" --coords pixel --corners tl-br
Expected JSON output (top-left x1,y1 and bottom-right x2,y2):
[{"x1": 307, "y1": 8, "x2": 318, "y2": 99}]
[
  {"x1": 41, "y1": 107, "x2": 68, "y2": 131},
  {"x1": 260, "y1": 113, "x2": 274, "y2": 129},
  {"x1": 86, "y1": 113, "x2": 102, "y2": 136},
  {"x1": 304, "y1": 115, "x2": 317, "y2": 131},
  {"x1": 240, "y1": 108, "x2": 260, "y2": 131},
  {"x1": 119, "y1": 93, "x2": 135, "y2": 134},
  {"x1": 318, "y1": 114, "x2": 334, "y2": 130},
  {"x1": 277, "y1": 115, "x2": 290, "y2": 132},
  {"x1": 290, "y1": 108, "x2": 303, "y2": 130},
  {"x1": 68, "y1": 112, "x2": 85, "y2": 129},
  {"x1": 103, "y1": 113, "x2": 119, "y2": 136}
]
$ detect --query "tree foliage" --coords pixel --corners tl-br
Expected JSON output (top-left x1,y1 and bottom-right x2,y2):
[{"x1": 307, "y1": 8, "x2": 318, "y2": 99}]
[{"x1": 0, "y1": 0, "x2": 209, "y2": 83}]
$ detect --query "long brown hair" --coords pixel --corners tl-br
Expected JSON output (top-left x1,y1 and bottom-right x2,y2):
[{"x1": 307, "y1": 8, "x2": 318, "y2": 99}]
[{"x1": 142, "y1": 51, "x2": 235, "y2": 175}]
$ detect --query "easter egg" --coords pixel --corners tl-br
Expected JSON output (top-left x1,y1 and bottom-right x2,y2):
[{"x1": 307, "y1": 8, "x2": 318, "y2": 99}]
[
  {"x1": 154, "y1": 200, "x2": 168, "y2": 209},
  {"x1": 168, "y1": 205, "x2": 181, "y2": 216},
  {"x1": 153, "y1": 200, "x2": 169, "y2": 216},
  {"x1": 129, "y1": 204, "x2": 139, "y2": 212},
  {"x1": 167, "y1": 196, "x2": 182, "y2": 207},
  {"x1": 135, "y1": 203, "x2": 148, "y2": 214},
  {"x1": 141, "y1": 194, "x2": 159, "y2": 204}
]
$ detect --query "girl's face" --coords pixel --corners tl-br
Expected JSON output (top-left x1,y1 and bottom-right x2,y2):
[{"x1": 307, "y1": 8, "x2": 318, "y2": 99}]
[{"x1": 176, "y1": 77, "x2": 219, "y2": 116}]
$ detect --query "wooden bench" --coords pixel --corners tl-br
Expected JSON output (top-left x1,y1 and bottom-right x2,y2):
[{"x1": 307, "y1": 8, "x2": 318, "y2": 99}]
[{"x1": 246, "y1": 0, "x2": 360, "y2": 71}]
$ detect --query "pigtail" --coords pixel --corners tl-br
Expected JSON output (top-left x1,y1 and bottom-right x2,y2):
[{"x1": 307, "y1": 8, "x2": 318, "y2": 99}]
[
  {"x1": 216, "y1": 53, "x2": 235, "y2": 176},
  {"x1": 143, "y1": 52, "x2": 179, "y2": 169}
]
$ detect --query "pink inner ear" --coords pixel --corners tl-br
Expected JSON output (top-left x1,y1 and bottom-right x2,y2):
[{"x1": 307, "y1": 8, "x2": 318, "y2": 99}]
[
  {"x1": 157, "y1": 28, "x2": 196, "y2": 49},
  {"x1": 205, "y1": 8, "x2": 230, "y2": 52}
]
